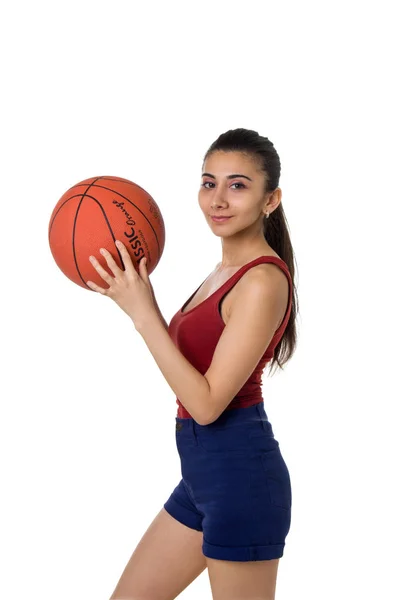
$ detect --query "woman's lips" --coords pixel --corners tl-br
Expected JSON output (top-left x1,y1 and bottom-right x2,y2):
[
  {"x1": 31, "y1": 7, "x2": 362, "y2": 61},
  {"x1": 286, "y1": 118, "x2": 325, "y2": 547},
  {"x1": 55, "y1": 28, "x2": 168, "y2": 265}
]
[{"x1": 211, "y1": 216, "x2": 232, "y2": 222}]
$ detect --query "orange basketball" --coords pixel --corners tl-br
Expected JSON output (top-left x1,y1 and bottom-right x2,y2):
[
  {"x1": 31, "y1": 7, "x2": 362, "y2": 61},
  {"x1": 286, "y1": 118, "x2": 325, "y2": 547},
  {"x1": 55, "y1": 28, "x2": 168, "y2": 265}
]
[{"x1": 48, "y1": 175, "x2": 165, "y2": 290}]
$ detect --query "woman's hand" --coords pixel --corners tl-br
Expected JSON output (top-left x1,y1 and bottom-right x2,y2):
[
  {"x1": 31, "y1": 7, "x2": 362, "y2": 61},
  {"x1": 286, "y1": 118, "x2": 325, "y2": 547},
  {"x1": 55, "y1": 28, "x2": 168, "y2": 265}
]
[{"x1": 86, "y1": 240, "x2": 158, "y2": 327}]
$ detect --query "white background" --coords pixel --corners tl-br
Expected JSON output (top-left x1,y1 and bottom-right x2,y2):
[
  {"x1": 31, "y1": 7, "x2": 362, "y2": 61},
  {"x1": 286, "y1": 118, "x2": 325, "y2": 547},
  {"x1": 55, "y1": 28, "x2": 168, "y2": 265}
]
[{"x1": 1, "y1": 1, "x2": 399, "y2": 599}]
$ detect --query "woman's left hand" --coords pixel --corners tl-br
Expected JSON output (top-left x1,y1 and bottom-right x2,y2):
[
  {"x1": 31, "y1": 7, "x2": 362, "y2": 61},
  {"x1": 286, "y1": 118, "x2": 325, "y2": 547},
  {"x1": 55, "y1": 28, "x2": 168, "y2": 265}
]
[{"x1": 86, "y1": 240, "x2": 157, "y2": 327}]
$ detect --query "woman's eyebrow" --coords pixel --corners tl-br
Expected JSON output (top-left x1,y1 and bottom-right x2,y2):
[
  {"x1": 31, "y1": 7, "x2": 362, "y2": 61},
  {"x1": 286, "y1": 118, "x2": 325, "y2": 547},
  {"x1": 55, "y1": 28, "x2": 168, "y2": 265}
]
[{"x1": 201, "y1": 172, "x2": 253, "y2": 182}]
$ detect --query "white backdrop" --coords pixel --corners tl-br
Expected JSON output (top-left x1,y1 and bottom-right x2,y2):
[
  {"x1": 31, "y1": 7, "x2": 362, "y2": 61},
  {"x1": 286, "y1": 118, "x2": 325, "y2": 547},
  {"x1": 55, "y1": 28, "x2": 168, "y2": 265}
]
[{"x1": 1, "y1": 1, "x2": 399, "y2": 599}]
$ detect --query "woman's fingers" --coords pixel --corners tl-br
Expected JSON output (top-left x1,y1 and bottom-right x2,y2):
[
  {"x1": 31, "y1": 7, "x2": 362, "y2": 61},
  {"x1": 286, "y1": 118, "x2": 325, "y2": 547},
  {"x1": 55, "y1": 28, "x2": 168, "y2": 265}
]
[
  {"x1": 87, "y1": 241, "x2": 138, "y2": 297},
  {"x1": 89, "y1": 253, "x2": 115, "y2": 286},
  {"x1": 86, "y1": 280, "x2": 107, "y2": 294},
  {"x1": 115, "y1": 240, "x2": 137, "y2": 276}
]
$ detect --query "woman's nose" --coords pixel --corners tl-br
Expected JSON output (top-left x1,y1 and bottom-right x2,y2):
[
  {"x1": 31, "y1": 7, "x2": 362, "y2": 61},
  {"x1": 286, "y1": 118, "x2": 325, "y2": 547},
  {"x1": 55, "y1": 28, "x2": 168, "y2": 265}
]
[
  {"x1": 211, "y1": 199, "x2": 228, "y2": 208},
  {"x1": 211, "y1": 190, "x2": 228, "y2": 208}
]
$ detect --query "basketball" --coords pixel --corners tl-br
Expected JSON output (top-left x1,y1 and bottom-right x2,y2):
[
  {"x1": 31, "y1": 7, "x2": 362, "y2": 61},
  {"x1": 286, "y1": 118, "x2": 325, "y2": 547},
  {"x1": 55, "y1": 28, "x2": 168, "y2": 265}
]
[{"x1": 48, "y1": 175, "x2": 165, "y2": 290}]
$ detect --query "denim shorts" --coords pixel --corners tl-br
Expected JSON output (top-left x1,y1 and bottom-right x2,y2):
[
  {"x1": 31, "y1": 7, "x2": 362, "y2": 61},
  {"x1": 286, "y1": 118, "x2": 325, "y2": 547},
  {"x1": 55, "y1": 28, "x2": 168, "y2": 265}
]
[{"x1": 163, "y1": 401, "x2": 292, "y2": 562}]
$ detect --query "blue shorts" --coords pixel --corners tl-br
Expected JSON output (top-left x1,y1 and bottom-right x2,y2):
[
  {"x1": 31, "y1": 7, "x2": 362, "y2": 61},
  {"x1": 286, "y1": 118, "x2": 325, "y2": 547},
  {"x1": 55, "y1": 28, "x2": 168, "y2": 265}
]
[{"x1": 163, "y1": 401, "x2": 292, "y2": 562}]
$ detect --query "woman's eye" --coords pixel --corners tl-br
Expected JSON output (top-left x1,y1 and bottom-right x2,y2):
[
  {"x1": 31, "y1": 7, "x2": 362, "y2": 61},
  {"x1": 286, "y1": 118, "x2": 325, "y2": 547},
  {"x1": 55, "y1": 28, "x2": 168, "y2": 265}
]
[{"x1": 201, "y1": 182, "x2": 245, "y2": 189}]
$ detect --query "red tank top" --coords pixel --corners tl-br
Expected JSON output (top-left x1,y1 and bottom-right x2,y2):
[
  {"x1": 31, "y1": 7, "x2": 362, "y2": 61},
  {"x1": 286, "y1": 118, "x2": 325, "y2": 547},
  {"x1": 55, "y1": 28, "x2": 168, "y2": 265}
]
[{"x1": 168, "y1": 256, "x2": 293, "y2": 419}]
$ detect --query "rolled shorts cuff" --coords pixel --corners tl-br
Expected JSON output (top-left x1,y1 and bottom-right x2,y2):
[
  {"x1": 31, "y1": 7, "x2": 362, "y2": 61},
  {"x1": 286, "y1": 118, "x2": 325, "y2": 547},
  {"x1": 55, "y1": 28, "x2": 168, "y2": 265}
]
[
  {"x1": 202, "y1": 538, "x2": 285, "y2": 562},
  {"x1": 163, "y1": 498, "x2": 203, "y2": 532}
]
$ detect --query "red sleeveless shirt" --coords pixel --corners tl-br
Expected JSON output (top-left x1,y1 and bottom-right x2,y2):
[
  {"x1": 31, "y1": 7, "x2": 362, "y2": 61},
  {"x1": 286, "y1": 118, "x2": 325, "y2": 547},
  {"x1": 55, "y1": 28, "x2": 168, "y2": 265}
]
[{"x1": 168, "y1": 256, "x2": 293, "y2": 419}]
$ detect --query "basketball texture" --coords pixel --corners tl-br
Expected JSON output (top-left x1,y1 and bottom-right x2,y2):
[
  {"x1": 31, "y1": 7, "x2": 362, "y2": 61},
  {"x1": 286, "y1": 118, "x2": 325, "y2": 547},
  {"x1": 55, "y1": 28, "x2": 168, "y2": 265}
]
[{"x1": 48, "y1": 175, "x2": 165, "y2": 289}]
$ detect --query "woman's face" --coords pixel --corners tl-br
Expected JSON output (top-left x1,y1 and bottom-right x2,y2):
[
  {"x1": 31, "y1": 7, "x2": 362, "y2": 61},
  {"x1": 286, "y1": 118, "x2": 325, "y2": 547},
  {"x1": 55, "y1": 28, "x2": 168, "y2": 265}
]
[{"x1": 198, "y1": 151, "x2": 268, "y2": 235}]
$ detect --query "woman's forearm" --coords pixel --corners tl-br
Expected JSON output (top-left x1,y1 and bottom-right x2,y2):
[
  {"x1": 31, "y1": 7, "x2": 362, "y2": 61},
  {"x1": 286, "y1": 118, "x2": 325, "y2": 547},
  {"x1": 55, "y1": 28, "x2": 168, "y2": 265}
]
[
  {"x1": 148, "y1": 281, "x2": 169, "y2": 331},
  {"x1": 156, "y1": 306, "x2": 169, "y2": 331},
  {"x1": 134, "y1": 311, "x2": 211, "y2": 424}
]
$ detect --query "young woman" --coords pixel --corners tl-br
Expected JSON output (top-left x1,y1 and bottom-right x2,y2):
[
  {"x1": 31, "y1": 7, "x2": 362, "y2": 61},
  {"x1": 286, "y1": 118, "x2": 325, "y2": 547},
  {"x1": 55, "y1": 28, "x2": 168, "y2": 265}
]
[{"x1": 88, "y1": 128, "x2": 298, "y2": 600}]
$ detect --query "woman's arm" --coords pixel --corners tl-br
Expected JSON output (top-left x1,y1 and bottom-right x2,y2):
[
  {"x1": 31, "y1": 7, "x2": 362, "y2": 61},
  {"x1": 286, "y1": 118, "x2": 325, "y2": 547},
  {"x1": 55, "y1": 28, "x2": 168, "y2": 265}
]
[
  {"x1": 134, "y1": 312, "x2": 211, "y2": 424},
  {"x1": 148, "y1": 279, "x2": 169, "y2": 332},
  {"x1": 154, "y1": 302, "x2": 169, "y2": 332},
  {"x1": 135, "y1": 264, "x2": 288, "y2": 426}
]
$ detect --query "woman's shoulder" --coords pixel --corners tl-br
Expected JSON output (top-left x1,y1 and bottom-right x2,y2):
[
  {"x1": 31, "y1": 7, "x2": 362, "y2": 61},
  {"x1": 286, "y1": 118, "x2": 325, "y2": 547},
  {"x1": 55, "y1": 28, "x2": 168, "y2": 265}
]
[{"x1": 227, "y1": 256, "x2": 290, "y2": 323}]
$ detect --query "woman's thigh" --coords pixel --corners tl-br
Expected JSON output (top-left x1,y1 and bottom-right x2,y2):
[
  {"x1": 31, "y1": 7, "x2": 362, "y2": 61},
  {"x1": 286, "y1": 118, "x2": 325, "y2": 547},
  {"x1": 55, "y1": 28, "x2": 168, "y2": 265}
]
[
  {"x1": 109, "y1": 507, "x2": 206, "y2": 600},
  {"x1": 206, "y1": 556, "x2": 280, "y2": 600}
]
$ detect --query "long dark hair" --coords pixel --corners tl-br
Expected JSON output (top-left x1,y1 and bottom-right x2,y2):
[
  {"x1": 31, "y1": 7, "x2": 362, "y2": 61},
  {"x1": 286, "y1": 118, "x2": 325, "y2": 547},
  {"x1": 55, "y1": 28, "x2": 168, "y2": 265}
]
[{"x1": 203, "y1": 128, "x2": 299, "y2": 374}]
